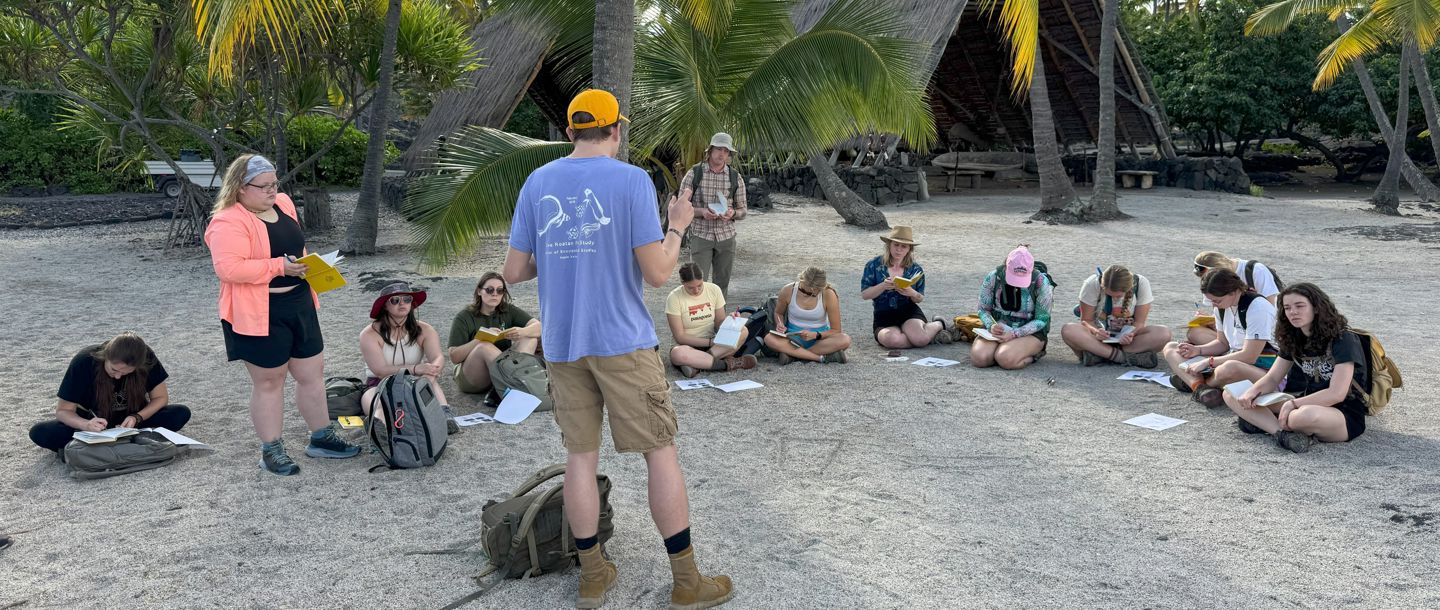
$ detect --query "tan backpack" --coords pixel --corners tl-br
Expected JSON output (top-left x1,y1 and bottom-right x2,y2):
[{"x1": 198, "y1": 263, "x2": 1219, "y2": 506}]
[{"x1": 1350, "y1": 329, "x2": 1403, "y2": 415}]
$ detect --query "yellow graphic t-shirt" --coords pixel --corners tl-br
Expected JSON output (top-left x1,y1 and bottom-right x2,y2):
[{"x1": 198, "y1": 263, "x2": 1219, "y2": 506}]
[{"x1": 665, "y1": 282, "x2": 726, "y2": 340}]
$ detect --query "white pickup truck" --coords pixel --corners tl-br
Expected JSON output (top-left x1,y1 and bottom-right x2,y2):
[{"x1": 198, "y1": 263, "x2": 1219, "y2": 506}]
[{"x1": 144, "y1": 160, "x2": 221, "y2": 197}]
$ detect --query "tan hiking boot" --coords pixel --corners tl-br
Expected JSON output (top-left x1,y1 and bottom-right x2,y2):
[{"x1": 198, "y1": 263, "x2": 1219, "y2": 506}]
[
  {"x1": 576, "y1": 545, "x2": 617, "y2": 609},
  {"x1": 724, "y1": 354, "x2": 757, "y2": 371},
  {"x1": 668, "y1": 547, "x2": 733, "y2": 610}
]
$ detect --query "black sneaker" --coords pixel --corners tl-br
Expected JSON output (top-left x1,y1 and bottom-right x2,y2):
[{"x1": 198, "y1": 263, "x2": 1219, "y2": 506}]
[
  {"x1": 259, "y1": 440, "x2": 301, "y2": 476},
  {"x1": 1169, "y1": 374, "x2": 1193, "y2": 394},
  {"x1": 442, "y1": 405, "x2": 460, "y2": 435},
  {"x1": 1193, "y1": 387, "x2": 1224, "y2": 408},
  {"x1": 1276, "y1": 430, "x2": 1314, "y2": 453},
  {"x1": 1236, "y1": 417, "x2": 1264, "y2": 435},
  {"x1": 305, "y1": 426, "x2": 361, "y2": 459}
]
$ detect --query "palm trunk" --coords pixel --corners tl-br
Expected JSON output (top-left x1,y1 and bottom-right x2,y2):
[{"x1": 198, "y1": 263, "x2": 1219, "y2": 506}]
[
  {"x1": 346, "y1": 0, "x2": 403, "y2": 254},
  {"x1": 1029, "y1": 48, "x2": 1084, "y2": 220},
  {"x1": 1088, "y1": 0, "x2": 1120, "y2": 212},
  {"x1": 1409, "y1": 49, "x2": 1440, "y2": 170},
  {"x1": 592, "y1": 0, "x2": 634, "y2": 163},
  {"x1": 808, "y1": 154, "x2": 889, "y2": 230},
  {"x1": 1371, "y1": 43, "x2": 1413, "y2": 215},
  {"x1": 1339, "y1": 17, "x2": 1439, "y2": 201}
]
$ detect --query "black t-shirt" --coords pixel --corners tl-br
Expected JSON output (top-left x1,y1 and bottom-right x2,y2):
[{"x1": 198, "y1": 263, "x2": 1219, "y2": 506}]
[
  {"x1": 1279, "y1": 330, "x2": 1368, "y2": 400},
  {"x1": 57, "y1": 345, "x2": 169, "y2": 418},
  {"x1": 265, "y1": 211, "x2": 306, "y2": 288}
]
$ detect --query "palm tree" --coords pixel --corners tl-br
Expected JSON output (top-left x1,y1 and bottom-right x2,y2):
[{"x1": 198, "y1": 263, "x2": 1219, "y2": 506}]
[
  {"x1": 405, "y1": 0, "x2": 934, "y2": 263},
  {"x1": 346, "y1": 0, "x2": 403, "y2": 254},
  {"x1": 1370, "y1": 42, "x2": 1413, "y2": 213},
  {"x1": 1086, "y1": 0, "x2": 1127, "y2": 219},
  {"x1": 591, "y1": 0, "x2": 634, "y2": 162},
  {"x1": 978, "y1": 0, "x2": 1087, "y2": 220}
]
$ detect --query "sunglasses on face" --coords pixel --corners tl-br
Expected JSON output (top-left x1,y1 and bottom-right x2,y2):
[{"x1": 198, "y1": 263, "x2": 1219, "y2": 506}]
[
  {"x1": 482, "y1": 286, "x2": 506, "y2": 295},
  {"x1": 388, "y1": 295, "x2": 413, "y2": 305}
]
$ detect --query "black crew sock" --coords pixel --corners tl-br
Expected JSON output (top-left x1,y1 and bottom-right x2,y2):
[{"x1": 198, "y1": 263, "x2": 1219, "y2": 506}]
[
  {"x1": 575, "y1": 535, "x2": 598, "y2": 551},
  {"x1": 663, "y1": 528, "x2": 692, "y2": 555}
]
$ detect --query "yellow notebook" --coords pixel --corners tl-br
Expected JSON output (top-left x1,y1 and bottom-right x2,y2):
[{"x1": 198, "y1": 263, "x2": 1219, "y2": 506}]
[
  {"x1": 337, "y1": 416, "x2": 364, "y2": 429},
  {"x1": 296, "y1": 250, "x2": 347, "y2": 294},
  {"x1": 474, "y1": 328, "x2": 505, "y2": 343},
  {"x1": 1187, "y1": 314, "x2": 1216, "y2": 328},
  {"x1": 893, "y1": 272, "x2": 924, "y2": 290}
]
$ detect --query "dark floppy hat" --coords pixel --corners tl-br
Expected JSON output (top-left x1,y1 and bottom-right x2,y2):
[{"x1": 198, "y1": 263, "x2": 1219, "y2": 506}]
[{"x1": 370, "y1": 282, "x2": 427, "y2": 319}]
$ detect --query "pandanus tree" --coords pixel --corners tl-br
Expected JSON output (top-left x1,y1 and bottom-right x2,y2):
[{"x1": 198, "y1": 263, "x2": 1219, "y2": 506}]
[{"x1": 404, "y1": 0, "x2": 935, "y2": 265}]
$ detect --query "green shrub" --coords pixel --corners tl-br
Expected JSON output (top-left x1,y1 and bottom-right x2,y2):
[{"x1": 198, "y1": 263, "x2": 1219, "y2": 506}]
[
  {"x1": 1260, "y1": 142, "x2": 1304, "y2": 155},
  {"x1": 286, "y1": 114, "x2": 400, "y2": 187},
  {"x1": 0, "y1": 107, "x2": 140, "y2": 194}
]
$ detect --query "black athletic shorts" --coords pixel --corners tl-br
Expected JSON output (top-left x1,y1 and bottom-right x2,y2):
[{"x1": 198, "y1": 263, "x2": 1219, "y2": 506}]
[
  {"x1": 222, "y1": 287, "x2": 324, "y2": 369},
  {"x1": 872, "y1": 302, "x2": 928, "y2": 338}
]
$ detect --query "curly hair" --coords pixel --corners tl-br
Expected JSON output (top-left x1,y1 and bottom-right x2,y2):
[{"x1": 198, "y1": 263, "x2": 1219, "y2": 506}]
[{"x1": 1275, "y1": 282, "x2": 1348, "y2": 357}]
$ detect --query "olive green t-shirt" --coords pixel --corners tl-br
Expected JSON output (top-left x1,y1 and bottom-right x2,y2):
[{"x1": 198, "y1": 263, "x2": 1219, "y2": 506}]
[{"x1": 447, "y1": 305, "x2": 534, "y2": 353}]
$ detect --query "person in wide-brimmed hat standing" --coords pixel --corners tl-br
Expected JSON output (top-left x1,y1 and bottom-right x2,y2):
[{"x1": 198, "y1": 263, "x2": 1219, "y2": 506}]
[
  {"x1": 677, "y1": 132, "x2": 747, "y2": 297},
  {"x1": 861, "y1": 225, "x2": 955, "y2": 349}
]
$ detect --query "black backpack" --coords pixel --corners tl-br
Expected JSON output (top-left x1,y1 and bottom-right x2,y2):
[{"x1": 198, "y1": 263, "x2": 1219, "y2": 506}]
[
  {"x1": 737, "y1": 296, "x2": 779, "y2": 357},
  {"x1": 689, "y1": 163, "x2": 740, "y2": 206},
  {"x1": 1240, "y1": 260, "x2": 1284, "y2": 292},
  {"x1": 1216, "y1": 292, "x2": 1260, "y2": 331}
]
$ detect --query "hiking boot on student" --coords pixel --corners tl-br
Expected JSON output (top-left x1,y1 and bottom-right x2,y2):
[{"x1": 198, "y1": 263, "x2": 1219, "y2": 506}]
[
  {"x1": 1192, "y1": 386, "x2": 1224, "y2": 408},
  {"x1": 1276, "y1": 430, "x2": 1314, "y2": 453},
  {"x1": 724, "y1": 355, "x2": 757, "y2": 371},
  {"x1": 669, "y1": 546, "x2": 734, "y2": 610},
  {"x1": 305, "y1": 425, "x2": 362, "y2": 459},
  {"x1": 576, "y1": 544, "x2": 618, "y2": 609},
  {"x1": 777, "y1": 353, "x2": 793, "y2": 366},
  {"x1": 678, "y1": 365, "x2": 700, "y2": 378},
  {"x1": 1081, "y1": 351, "x2": 1105, "y2": 367},
  {"x1": 1237, "y1": 417, "x2": 1265, "y2": 434},
  {"x1": 1169, "y1": 375, "x2": 1194, "y2": 394},
  {"x1": 822, "y1": 349, "x2": 847, "y2": 364},
  {"x1": 1126, "y1": 350, "x2": 1160, "y2": 369},
  {"x1": 260, "y1": 439, "x2": 300, "y2": 476}
]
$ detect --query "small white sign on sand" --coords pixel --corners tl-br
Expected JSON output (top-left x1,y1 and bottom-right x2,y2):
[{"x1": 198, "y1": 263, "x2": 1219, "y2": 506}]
[
  {"x1": 1123, "y1": 413, "x2": 1188, "y2": 431},
  {"x1": 146, "y1": 427, "x2": 211, "y2": 450},
  {"x1": 912, "y1": 357, "x2": 960, "y2": 368},
  {"x1": 714, "y1": 380, "x2": 763, "y2": 393},
  {"x1": 676, "y1": 379, "x2": 715, "y2": 390},
  {"x1": 1118, "y1": 370, "x2": 1173, "y2": 387},
  {"x1": 453, "y1": 412, "x2": 495, "y2": 427},
  {"x1": 495, "y1": 390, "x2": 543, "y2": 424}
]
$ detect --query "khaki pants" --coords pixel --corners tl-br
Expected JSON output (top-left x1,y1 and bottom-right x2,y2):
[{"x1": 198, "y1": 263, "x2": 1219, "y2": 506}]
[
  {"x1": 689, "y1": 235, "x2": 736, "y2": 295},
  {"x1": 550, "y1": 349, "x2": 677, "y2": 454}
]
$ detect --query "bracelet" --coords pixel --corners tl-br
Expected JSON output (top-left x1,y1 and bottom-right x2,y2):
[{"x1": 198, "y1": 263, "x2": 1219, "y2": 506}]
[
  {"x1": 1208, "y1": 357, "x2": 1215, "y2": 368},
  {"x1": 667, "y1": 228, "x2": 683, "y2": 238}
]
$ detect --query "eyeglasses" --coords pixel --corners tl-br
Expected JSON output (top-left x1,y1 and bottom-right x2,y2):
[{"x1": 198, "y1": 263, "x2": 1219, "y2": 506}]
[
  {"x1": 388, "y1": 295, "x2": 413, "y2": 305},
  {"x1": 246, "y1": 182, "x2": 279, "y2": 193},
  {"x1": 482, "y1": 286, "x2": 506, "y2": 295}
]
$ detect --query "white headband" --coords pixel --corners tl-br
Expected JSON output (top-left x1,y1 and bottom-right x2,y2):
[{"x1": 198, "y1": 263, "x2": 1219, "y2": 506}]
[{"x1": 243, "y1": 156, "x2": 276, "y2": 184}]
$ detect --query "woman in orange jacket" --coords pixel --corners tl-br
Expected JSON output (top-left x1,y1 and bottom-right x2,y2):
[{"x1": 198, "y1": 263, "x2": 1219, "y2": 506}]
[{"x1": 204, "y1": 154, "x2": 359, "y2": 475}]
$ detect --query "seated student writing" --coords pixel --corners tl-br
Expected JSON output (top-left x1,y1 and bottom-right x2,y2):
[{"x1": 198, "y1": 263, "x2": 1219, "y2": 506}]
[
  {"x1": 763, "y1": 267, "x2": 853, "y2": 364},
  {"x1": 359, "y1": 283, "x2": 452, "y2": 426},
  {"x1": 447, "y1": 272, "x2": 541, "y2": 395},
  {"x1": 28, "y1": 332, "x2": 192, "y2": 452},
  {"x1": 1060, "y1": 265, "x2": 1170, "y2": 368},
  {"x1": 1187, "y1": 251, "x2": 1282, "y2": 344},
  {"x1": 1222, "y1": 283, "x2": 1371, "y2": 454},
  {"x1": 861, "y1": 226, "x2": 954, "y2": 348},
  {"x1": 1163, "y1": 268, "x2": 1278, "y2": 408},
  {"x1": 972, "y1": 245, "x2": 1052, "y2": 370},
  {"x1": 666, "y1": 262, "x2": 758, "y2": 378}
]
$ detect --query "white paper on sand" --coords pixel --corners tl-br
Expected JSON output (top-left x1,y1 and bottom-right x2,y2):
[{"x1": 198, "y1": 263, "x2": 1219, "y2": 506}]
[
  {"x1": 885, "y1": 356, "x2": 909, "y2": 362},
  {"x1": 714, "y1": 380, "x2": 763, "y2": 393},
  {"x1": 453, "y1": 412, "x2": 496, "y2": 427},
  {"x1": 912, "y1": 357, "x2": 961, "y2": 368},
  {"x1": 1123, "y1": 413, "x2": 1188, "y2": 431},
  {"x1": 495, "y1": 390, "x2": 543, "y2": 424},
  {"x1": 971, "y1": 328, "x2": 999, "y2": 342},
  {"x1": 675, "y1": 379, "x2": 715, "y2": 390},
  {"x1": 145, "y1": 427, "x2": 211, "y2": 449},
  {"x1": 1117, "y1": 370, "x2": 1173, "y2": 387},
  {"x1": 711, "y1": 315, "x2": 747, "y2": 349}
]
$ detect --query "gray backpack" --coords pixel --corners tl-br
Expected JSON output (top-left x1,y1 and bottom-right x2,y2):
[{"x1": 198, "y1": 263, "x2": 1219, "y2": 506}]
[
  {"x1": 64, "y1": 431, "x2": 179, "y2": 480},
  {"x1": 366, "y1": 372, "x2": 448, "y2": 469},
  {"x1": 489, "y1": 350, "x2": 552, "y2": 412}
]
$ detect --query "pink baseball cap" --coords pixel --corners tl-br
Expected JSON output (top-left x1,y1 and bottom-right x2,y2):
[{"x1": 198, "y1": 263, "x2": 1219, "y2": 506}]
[{"x1": 1004, "y1": 246, "x2": 1034, "y2": 288}]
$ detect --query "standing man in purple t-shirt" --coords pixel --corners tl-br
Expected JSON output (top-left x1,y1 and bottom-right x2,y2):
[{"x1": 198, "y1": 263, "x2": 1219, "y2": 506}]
[{"x1": 503, "y1": 89, "x2": 734, "y2": 610}]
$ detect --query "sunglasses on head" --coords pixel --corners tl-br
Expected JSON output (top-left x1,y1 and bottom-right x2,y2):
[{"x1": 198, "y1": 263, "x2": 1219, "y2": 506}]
[
  {"x1": 1193, "y1": 264, "x2": 1209, "y2": 275},
  {"x1": 482, "y1": 286, "x2": 506, "y2": 295},
  {"x1": 388, "y1": 295, "x2": 413, "y2": 305},
  {"x1": 798, "y1": 286, "x2": 817, "y2": 297}
]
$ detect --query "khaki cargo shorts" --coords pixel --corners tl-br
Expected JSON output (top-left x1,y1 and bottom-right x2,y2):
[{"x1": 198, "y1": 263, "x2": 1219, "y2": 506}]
[
  {"x1": 453, "y1": 363, "x2": 489, "y2": 395},
  {"x1": 549, "y1": 348, "x2": 677, "y2": 454}
]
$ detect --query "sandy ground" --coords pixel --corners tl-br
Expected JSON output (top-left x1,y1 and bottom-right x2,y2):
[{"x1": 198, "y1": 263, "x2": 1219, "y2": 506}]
[{"x1": 2, "y1": 186, "x2": 1439, "y2": 609}]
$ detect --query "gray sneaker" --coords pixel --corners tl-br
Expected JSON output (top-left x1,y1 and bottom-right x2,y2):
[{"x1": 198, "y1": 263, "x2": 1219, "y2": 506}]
[
  {"x1": 823, "y1": 349, "x2": 848, "y2": 364},
  {"x1": 1126, "y1": 350, "x2": 1160, "y2": 369},
  {"x1": 678, "y1": 365, "x2": 699, "y2": 378},
  {"x1": 305, "y1": 426, "x2": 361, "y2": 459},
  {"x1": 259, "y1": 440, "x2": 301, "y2": 476},
  {"x1": 1081, "y1": 351, "x2": 1104, "y2": 367},
  {"x1": 1276, "y1": 430, "x2": 1314, "y2": 453}
]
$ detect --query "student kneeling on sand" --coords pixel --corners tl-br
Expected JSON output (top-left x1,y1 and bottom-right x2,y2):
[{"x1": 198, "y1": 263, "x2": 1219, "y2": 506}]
[
  {"x1": 764, "y1": 266, "x2": 852, "y2": 364},
  {"x1": 1060, "y1": 265, "x2": 1170, "y2": 368},
  {"x1": 667, "y1": 262, "x2": 758, "y2": 378},
  {"x1": 503, "y1": 89, "x2": 732, "y2": 609},
  {"x1": 29, "y1": 333, "x2": 192, "y2": 453},
  {"x1": 1163, "y1": 269, "x2": 1278, "y2": 408},
  {"x1": 1223, "y1": 283, "x2": 1371, "y2": 453},
  {"x1": 447, "y1": 272, "x2": 541, "y2": 395},
  {"x1": 972, "y1": 245, "x2": 1052, "y2": 370}
]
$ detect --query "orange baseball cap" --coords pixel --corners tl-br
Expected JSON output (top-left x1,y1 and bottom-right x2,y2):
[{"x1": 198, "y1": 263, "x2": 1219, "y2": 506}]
[{"x1": 567, "y1": 89, "x2": 629, "y2": 129}]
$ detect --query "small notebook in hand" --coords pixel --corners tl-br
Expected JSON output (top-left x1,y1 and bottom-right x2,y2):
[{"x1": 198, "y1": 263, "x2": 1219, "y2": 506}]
[
  {"x1": 1180, "y1": 355, "x2": 1213, "y2": 375},
  {"x1": 474, "y1": 328, "x2": 504, "y2": 343},
  {"x1": 708, "y1": 194, "x2": 728, "y2": 216},
  {"x1": 1224, "y1": 380, "x2": 1296, "y2": 407},
  {"x1": 712, "y1": 315, "x2": 747, "y2": 349},
  {"x1": 972, "y1": 328, "x2": 999, "y2": 342},
  {"x1": 770, "y1": 329, "x2": 805, "y2": 348},
  {"x1": 296, "y1": 250, "x2": 347, "y2": 293},
  {"x1": 892, "y1": 272, "x2": 924, "y2": 290},
  {"x1": 1103, "y1": 326, "x2": 1137, "y2": 344}
]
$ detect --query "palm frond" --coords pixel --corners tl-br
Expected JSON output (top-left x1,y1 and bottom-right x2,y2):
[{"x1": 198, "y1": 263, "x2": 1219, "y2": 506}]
[
  {"x1": 1246, "y1": 0, "x2": 1353, "y2": 36},
  {"x1": 191, "y1": 0, "x2": 342, "y2": 78},
  {"x1": 977, "y1": 0, "x2": 1038, "y2": 96},
  {"x1": 405, "y1": 127, "x2": 572, "y2": 265},
  {"x1": 1369, "y1": 0, "x2": 1440, "y2": 51},
  {"x1": 1312, "y1": 10, "x2": 1388, "y2": 88}
]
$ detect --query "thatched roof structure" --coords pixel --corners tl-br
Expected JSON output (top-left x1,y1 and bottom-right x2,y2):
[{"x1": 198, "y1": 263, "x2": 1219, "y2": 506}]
[{"x1": 404, "y1": 0, "x2": 1174, "y2": 167}]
